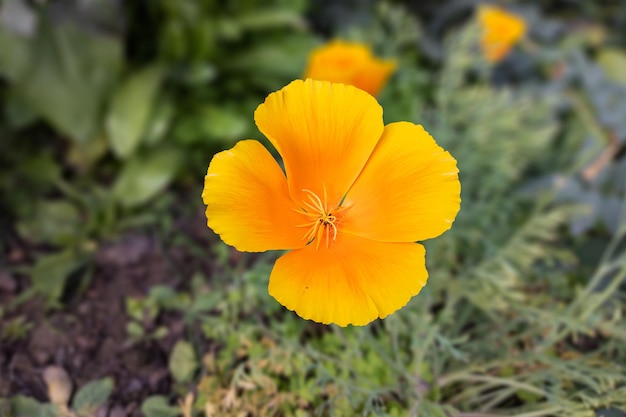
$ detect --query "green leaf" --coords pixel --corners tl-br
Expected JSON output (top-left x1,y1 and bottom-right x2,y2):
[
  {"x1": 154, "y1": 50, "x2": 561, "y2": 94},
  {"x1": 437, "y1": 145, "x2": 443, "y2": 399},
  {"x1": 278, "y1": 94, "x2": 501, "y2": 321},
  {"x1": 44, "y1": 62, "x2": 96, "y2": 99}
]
[
  {"x1": 11, "y1": 396, "x2": 57, "y2": 417},
  {"x1": 148, "y1": 285, "x2": 185, "y2": 310},
  {"x1": 126, "y1": 321, "x2": 145, "y2": 340},
  {"x1": 143, "y1": 97, "x2": 175, "y2": 146},
  {"x1": 141, "y1": 396, "x2": 181, "y2": 417},
  {"x1": 240, "y1": 9, "x2": 304, "y2": 29},
  {"x1": 106, "y1": 65, "x2": 165, "y2": 158},
  {"x1": 191, "y1": 292, "x2": 220, "y2": 313},
  {"x1": 72, "y1": 378, "x2": 114, "y2": 417},
  {"x1": 200, "y1": 106, "x2": 247, "y2": 141},
  {"x1": 151, "y1": 326, "x2": 169, "y2": 340},
  {"x1": 31, "y1": 250, "x2": 80, "y2": 304},
  {"x1": 226, "y1": 9, "x2": 305, "y2": 32},
  {"x1": 168, "y1": 340, "x2": 198, "y2": 383},
  {"x1": 597, "y1": 48, "x2": 626, "y2": 86},
  {"x1": 112, "y1": 147, "x2": 182, "y2": 208},
  {"x1": 173, "y1": 105, "x2": 247, "y2": 144},
  {"x1": 227, "y1": 36, "x2": 316, "y2": 79},
  {"x1": 0, "y1": 25, "x2": 32, "y2": 80},
  {"x1": 516, "y1": 388, "x2": 542, "y2": 404},
  {"x1": 19, "y1": 152, "x2": 62, "y2": 188},
  {"x1": 177, "y1": 63, "x2": 217, "y2": 87},
  {"x1": 0, "y1": 21, "x2": 122, "y2": 141},
  {"x1": 17, "y1": 200, "x2": 82, "y2": 245}
]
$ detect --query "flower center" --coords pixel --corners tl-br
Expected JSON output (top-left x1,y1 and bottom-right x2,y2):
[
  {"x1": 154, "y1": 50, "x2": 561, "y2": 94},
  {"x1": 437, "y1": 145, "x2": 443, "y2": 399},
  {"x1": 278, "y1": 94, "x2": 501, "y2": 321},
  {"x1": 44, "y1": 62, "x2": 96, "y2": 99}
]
[{"x1": 296, "y1": 188, "x2": 342, "y2": 250}]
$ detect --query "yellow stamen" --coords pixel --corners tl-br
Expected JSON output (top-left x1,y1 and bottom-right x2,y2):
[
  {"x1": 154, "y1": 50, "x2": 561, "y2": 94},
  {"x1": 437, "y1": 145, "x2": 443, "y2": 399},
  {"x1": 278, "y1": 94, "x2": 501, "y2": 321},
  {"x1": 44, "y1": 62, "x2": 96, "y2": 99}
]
[{"x1": 295, "y1": 187, "x2": 340, "y2": 249}]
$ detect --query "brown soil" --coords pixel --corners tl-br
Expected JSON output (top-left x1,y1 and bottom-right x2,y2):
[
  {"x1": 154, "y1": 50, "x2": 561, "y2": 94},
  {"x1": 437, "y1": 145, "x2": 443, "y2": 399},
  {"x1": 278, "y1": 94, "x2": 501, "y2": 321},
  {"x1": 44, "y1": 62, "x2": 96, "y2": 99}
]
[{"x1": 0, "y1": 208, "x2": 215, "y2": 417}]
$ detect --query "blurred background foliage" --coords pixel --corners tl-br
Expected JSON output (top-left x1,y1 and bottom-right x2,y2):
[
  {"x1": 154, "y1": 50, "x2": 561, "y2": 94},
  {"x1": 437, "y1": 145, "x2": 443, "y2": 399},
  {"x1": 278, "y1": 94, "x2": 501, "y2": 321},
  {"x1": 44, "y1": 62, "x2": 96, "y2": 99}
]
[{"x1": 1, "y1": 0, "x2": 626, "y2": 416}]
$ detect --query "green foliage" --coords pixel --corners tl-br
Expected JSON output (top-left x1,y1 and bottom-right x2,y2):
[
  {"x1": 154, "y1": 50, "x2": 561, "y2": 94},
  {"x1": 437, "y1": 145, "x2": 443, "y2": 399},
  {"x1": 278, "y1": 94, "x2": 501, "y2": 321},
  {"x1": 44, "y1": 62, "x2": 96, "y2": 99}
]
[
  {"x1": 141, "y1": 396, "x2": 181, "y2": 417},
  {"x1": 336, "y1": 2, "x2": 431, "y2": 124},
  {"x1": 10, "y1": 396, "x2": 56, "y2": 417},
  {"x1": 0, "y1": 0, "x2": 319, "y2": 233},
  {"x1": 134, "y1": 8, "x2": 625, "y2": 416},
  {"x1": 30, "y1": 250, "x2": 84, "y2": 307},
  {"x1": 72, "y1": 378, "x2": 114, "y2": 417},
  {"x1": 1, "y1": 1, "x2": 625, "y2": 416},
  {"x1": 169, "y1": 340, "x2": 199, "y2": 384},
  {"x1": 172, "y1": 104, "x2": 247, "y2": 146},
  {"x1": 131, "y1": 0, "x2": 317, "y2": 149},
  {"x1": 106, "y1": 65, "x2": 165, "y2": 159},
  {"x1": 124, "y1": 288, "x2": 171, "y2": 345},
  {"x1": 112, "y1": 146, "x2": 183, "y2": 208},
  {"x1": 0, "y1": 14, "x2": 122, "y2": 141},
  {"x1": 17, "y1": 200, "x2": 82, "y2": 246},
  {"x1": 0, "y1": 315, "x2": 32, "y2": 342},
  {"x1": 597, "y1": 48, "x2": 626, "y2": 86},
  {"x1": 8, "y1": 377, "x2": 113, "y2": 417}
]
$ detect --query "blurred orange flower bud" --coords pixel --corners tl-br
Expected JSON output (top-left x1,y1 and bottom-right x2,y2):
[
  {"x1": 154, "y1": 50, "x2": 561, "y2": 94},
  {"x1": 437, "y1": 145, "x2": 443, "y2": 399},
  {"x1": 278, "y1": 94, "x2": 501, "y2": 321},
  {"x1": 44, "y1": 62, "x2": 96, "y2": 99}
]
[
  {"x1": 478, "y1": 5, "x2": 527, "y2": 63},
  {"x1": 304, "y1": 40, "x2": 396, "y2": 96}
]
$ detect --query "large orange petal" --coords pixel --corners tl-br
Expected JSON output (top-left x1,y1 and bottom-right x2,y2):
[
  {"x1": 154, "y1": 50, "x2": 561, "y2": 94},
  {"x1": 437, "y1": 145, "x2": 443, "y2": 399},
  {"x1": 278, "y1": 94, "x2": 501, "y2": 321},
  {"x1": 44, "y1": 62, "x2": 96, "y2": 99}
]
[
  {"x1": 268, "y1": 233, "x2": 428, "y2": 326},
  {"x1": 254, "y1": 79, "x2": 384, "y2": 208},
  {"x1": 202, "y1": 140, "x2": 306, "y2": 252},
  {"x1": 341, "y1": 122, "x2": 460, "y2": 242}
]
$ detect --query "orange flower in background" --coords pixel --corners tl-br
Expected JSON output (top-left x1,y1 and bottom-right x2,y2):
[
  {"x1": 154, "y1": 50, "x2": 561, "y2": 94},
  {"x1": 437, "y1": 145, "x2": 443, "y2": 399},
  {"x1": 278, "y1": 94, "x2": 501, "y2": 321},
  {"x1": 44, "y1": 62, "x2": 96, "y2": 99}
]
[
  {"x1": 478, "y1": 5, "x2": 527, "y2": 62},
  {"x1": 304, "y1": 40, "x2": 396, "y2": 96},
  {"x1": 202, "y1": 79, "x2": 460, "y2": 326}
]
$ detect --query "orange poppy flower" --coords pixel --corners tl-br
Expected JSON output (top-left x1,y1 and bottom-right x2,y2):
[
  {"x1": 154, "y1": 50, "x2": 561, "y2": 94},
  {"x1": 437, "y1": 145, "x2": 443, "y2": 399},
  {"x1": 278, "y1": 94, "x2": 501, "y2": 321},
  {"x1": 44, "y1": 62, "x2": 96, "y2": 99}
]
[
  {"x1": 478, "y1": 5, "x2": 527, "y2": 63},
  {"x1": 202, "y1": 79, "x2": 461, "y2": 326},
  {"x1": 304, "y1": 40, "x2": 396, "y2": 96}
]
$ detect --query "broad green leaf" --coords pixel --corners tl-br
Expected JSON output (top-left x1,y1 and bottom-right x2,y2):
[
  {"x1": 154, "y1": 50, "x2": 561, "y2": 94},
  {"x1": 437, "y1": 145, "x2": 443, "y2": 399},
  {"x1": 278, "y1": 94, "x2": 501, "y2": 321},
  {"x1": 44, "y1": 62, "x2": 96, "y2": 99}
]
[
  {"x1": 72, "y1": 378, "x2": 114, "y2": 417},
  {"x1": 1, "y1": 21, "x2": 122, "y2": 141},
  {"x1": 17, "y1": 200, "x2": 82, "y2": 245},
  {"x1": 0, "y1": 25, "x2": 31, "y2": 80},
  {"x1": 148, "y1": 285, "x2": 184, "y2": 310},
  {"x1": 141, "y1": 396, "x2": 181, "y2": 417},
  {"x1": 106, "y1": 65, "x2": 164, "y2": 158},
  {"x1": 112, "y1": 147, "x2": 182, "y2": 208},
  {"x1": 191, "y1": 292, "x2": 220, "y2": 313},
  {"x1": 227, "y1": 36, "x2": 316, "y2": 78},
  {"x1": 177, "y1": 63, "x2": 217, "y2": 87},
  {"x1": 11, "y1": 395, "x2": 57, "y2": 417},
  {"x1": 597, "y1": 48, "x2": 626, "y2": 86},
  {"x1": 19, "y1": 152, "x2": 62, "y2": 188},
  {"x1": 200, "y1": 106, "x2": 247, "y2": 141},
  {"x1": 168, "y1": 340, "x2": 198, "y2": 383},
  {"x1": 217, "y1": 9, "x2": 306, "y2": 38},
  {"x1": 143, "y1": 97, "x2": 175, "y2": 146},
  {"x1": 237, "y1": 9, "x2": 304, "y2": 29},
  {"x1": 173, "y1": 105, "x2": 247, "y2": 144},
  {"x1": 31, "y1": 250, "x2": 80, "y2": 304},
  {"x1": 224, "y1": 36, "x2": 317, "y2": 90}
]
